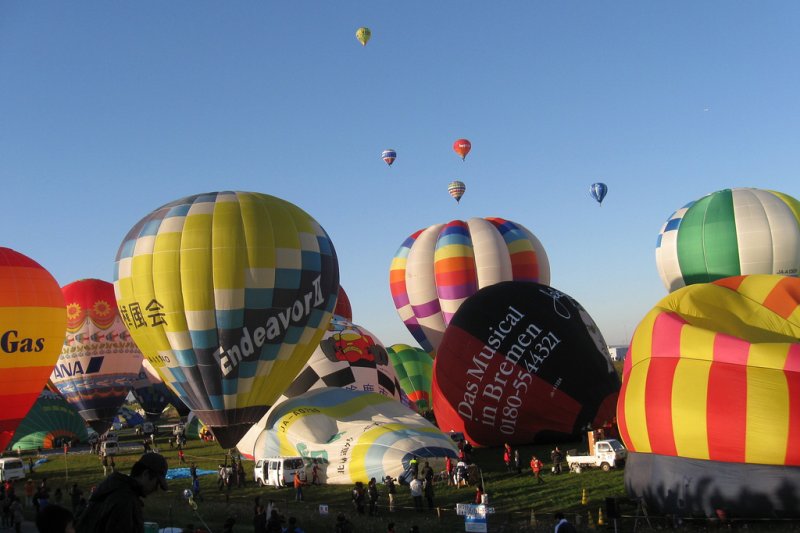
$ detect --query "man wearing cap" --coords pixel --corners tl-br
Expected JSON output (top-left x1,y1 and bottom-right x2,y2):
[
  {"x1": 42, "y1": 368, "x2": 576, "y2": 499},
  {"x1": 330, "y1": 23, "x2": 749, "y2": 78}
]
[{"x1": 76, "y1": 453, "x2": 168, "y2": 533}]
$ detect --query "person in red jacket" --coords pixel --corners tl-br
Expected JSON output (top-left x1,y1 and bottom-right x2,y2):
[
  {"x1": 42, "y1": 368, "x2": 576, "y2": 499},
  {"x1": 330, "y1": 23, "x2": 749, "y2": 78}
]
[{"x1": 530, "y1": 456, "x2": 545, "y2": 484}]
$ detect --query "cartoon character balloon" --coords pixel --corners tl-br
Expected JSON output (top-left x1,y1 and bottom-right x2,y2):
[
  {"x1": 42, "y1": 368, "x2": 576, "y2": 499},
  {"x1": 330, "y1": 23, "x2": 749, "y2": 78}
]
[
  {"x1": 236, "y1": 315, "x2": 407, "y2": 456},
  {"x1": 114, "y1": 191, "x2": 339, "y2": 448},
  {"x1": 453, "y1": 139, "x2": 471, "y2": 160},
  {"x1": 0, "y1": 249, "x2": 66, "y2": 451},
  {"x1": 619, "y1": 274, "x2": 800, "y2": 518},
  {"x1": 51, "y1": 279, "x2": 144, "y2": 434},
  {"x1": 244, "y1": 388, "x2": 458, "y2": 483},
  {"x1": 9, "y1": 390, "x2": 88, "y2": 451},
  {"x1": 656, "y1": 188, "x2": 800, "y2": 292},
  {"x1": 356, "y1": 27, "x2": 371, "y2": 46},
  {"x1": 589, "y1": 182, "x2": 608, "y2": 205},
  {"x1": 433, "y1": 281, "x2": 620, "y2": 446},
  {"x1": 387, "y1": 344, "x2": 433, "y2": 412},
  {"x1": 381, "y1": 149, "x2": 397, "y2": 167},
  {"x1": 448, "y1": 180, "x2": 466, "y2": 203},
  {"x1": 390, "y1": 217, "x2": 550, "y2": 357}
]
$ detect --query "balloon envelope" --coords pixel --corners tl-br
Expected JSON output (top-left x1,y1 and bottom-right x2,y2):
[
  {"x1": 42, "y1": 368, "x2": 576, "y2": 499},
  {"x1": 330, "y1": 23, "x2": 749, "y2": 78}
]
[
  {"x1": 447, "y1": 180, "x2": 466, "y2": 203},
  {"x1": 387, "y1": 344, "x2": 433, "y2": 412},
  {"x1": 50, "y1": 279, "x2": 142, "y2": 435},
  {"x1": 453, "y1": 139, "x2": 471, "y2": 160},
  {"x1": 389, "y1": 217, "x2": 550, "y2": 357},
  {"x1": 130, "y1": 359, "x2": 185, "y2": 420},
  {"x1": 656, "y1": 188, "x2": 800, "y2": 292},
  {"x1": 619, "y1": 274, "x2": 800, "y2": 518},
  {"x1": 245, "y1": 388, "x2": 458, "y2": 484},
  {"x1": 9, "y1": 390, "x2": 88, "y2": 451},
  {"x1": 589, "y1": 182, "x2": 608, "y2": 205},
  {"x1": 381, "y1": 149, "x2": 396, "y2": 167},
  {"x1": 0, "y1": 248, "x2": 66, "y2": 450},
  {"x1": 334, "y1": 286, "x2": 352, "y2": 321},
  {"x1": 114, "y1": 191, "x2": 339, "y2": 448},
  {"x1": 236, "y1": 316, "x2": 408, "y2": 456},
  {"x1": 433, "y1": 281, "x2": 619, "y2": 446},
  {"x1": 356, "y1": 27, "x2": 371, "y2": 46}
]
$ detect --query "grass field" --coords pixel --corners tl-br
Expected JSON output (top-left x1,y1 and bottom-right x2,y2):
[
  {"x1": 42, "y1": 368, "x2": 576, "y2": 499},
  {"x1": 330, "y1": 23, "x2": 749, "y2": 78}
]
[{"x1": 15, "y1": 430, "x2": 643, "y2": 533}]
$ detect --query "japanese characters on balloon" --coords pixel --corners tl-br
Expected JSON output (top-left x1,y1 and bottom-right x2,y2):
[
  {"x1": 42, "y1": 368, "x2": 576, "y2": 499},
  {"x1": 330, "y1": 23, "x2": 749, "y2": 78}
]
[
  {"x1": 50, "y1": 279, "x2": 143, "y2": 435},
  {"x1": 113, "y1": 191, "x2": 339, "y2": 448}
]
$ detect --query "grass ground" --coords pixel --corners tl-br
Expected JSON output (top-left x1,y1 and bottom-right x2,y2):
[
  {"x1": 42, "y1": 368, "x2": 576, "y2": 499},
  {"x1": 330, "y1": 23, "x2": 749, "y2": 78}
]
[{"x1": 15, "y1": 431, "x2": 635, "y2": 533}]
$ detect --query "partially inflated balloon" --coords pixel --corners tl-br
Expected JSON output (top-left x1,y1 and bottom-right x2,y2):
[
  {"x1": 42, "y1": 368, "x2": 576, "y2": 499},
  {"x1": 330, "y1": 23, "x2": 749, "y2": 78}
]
[
  {"x1": 245, "y1": 388, "x2": 458, "y2": 483},
  {"x1": 356, "y1": 27, "x2": 371, "y2": 46},
  {"x1": 448, "y1": 180, "x2": 466, "y2": 203},
  {"x1": 130, "y1": 359, "x2": 188, "y2": 420},
  {"x1": 0, "y1": 248, "x2": 66, "y2": 450},
  {"x1": 656, "y1": 188, "x2": 800, "y2": 292},
  {"x1": 433, "y1": 281, "x2": 619, "y2": 446},
  {"x1": 114, "y1": 406, "x2": 145, "y2": 429},
  {"x1": 387, "y1": 344, "x2": 433, "y2": 412},
  {"x1": 114, "y1": 192, "x2": 339, "y2": 448},
  {"x1": 390, "y1": 217, "x2": 550, "y2": 356},
  {"x1": 51, "y1": 279, "x2": 144, "y2": 434},
  {"x1": 453, "y1": 139, "x2": 471, "y2": 160},
  {"x1": 236, "y1": 316, "x2": 407, "y2": 456},
  {"x1": 334, "y1": 286, "x2": 352, "y2": 321},
  {"x1": 9, "y1": 390, "x2": 88, "y2": 451},
  {"x1": 619, "y1": 274, "x2": 800, "y2": 518}
]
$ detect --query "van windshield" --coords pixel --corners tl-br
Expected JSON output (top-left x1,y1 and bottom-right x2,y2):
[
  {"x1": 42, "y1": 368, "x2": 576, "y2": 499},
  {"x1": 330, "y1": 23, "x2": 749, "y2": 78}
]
[{"x1": 2, "y1": 461, "x2": 23, "y2": 470}]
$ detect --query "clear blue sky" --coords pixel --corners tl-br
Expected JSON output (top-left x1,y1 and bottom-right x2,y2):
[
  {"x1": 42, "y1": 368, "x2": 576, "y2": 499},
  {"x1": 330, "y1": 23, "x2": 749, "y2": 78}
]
[{"x1": 2, "y1": 2, "x2": 799, "y2": 348}]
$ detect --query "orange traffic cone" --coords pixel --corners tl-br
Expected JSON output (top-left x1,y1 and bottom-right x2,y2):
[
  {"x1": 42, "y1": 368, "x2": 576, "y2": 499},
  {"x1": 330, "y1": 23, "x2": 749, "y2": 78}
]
[
  {"x1": 588, "y1": 509, "x2": 596, "y2": 529},
  {"x1": 598, "y1": 507, "x2": 605, "y2": 526}
]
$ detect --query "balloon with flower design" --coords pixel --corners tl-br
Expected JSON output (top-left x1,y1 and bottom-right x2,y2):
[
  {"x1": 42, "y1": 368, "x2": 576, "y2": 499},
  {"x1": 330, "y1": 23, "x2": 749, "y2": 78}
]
[{"x1": 50, "y1": 278, "x2": 144, "y2": 434}]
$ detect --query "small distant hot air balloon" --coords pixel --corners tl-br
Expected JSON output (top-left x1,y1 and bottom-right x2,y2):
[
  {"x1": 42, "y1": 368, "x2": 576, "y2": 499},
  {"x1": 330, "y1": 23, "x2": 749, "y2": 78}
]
[
  {"x1": 381, "y1": 149, "x2": 397, "y2": 167},
  {"x1": 448, "y1": 180, "x2": 466, "y2": 203},
  {"x1": 590, "y1": 182, "x2": 608, "y2": 206},
  {"x1": 453, "y1": 139, "x2": 471, "y2": 161},
  {"x1": 356, "y1": 27, "x2": 371, "y2": 46}
]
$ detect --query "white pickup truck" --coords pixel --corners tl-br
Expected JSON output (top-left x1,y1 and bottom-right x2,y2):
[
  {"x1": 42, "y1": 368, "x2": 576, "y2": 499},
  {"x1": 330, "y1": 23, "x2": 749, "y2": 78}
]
[{"x1": 566, "y1": 438, "x2": 627, "y2": 473}]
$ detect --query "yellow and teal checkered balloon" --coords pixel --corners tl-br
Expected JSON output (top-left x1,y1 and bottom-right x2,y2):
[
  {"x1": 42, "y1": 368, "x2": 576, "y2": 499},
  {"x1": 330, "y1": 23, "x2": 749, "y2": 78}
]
[{"x1": 113, "y1": 191, "x2": 339, "y2": 448}]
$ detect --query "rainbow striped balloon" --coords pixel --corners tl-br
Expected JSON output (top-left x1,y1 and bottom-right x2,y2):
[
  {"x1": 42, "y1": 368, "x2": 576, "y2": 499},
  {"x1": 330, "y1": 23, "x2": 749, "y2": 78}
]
[
  {"x1": 656, "y1": 188, "x2": 800, "y2": 292},
  {"x1": 0, "y1": 248, "x2": 66, "y2": 450},
  {"x1": 249, "y1": 388, "x2": 458, "y2": 484},
  {"x1": 618, "y1": 274, "x2": 800, "y2": 466},
  {"x1": 389, "y1": 217, "x2": 549, "y2": 356},
  {"x1": 114, "y1": 192, "x2": 339, "y2": 448}
]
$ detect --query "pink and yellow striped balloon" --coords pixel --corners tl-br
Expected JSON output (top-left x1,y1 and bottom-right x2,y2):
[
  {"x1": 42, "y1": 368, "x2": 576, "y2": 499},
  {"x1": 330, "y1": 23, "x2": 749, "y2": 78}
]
[
  {"x1": 389, "y1": 217, "x2": 549, "y2": 357},
  {"x1": 618, "y1": 274, "x2": 800, "y2": 466}
]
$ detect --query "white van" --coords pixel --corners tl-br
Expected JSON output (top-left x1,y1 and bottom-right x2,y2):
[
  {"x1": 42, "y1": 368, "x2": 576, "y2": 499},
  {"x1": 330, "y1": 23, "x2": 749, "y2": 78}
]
[
  {"x1": 100, "y1": 440, "x2": 120, "y2": 456},
  {"x1": 0, "y1": 458, "x2": 26, "y2": 482},
  {"x1": 254, "y1": 457, "x2": 307, "y2": 488}
]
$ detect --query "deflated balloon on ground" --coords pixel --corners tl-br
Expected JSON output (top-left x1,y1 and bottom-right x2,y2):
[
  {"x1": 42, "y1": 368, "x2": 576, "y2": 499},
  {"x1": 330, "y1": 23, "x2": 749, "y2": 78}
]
[{"x1": 243, "y1": 387, "x2": 458, "y2": 484}]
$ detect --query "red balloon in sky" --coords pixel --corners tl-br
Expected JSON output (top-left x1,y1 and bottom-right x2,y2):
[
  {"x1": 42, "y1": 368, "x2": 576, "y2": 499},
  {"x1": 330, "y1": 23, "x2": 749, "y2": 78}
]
[{"x1": 453, "y1": 139, "x2": 472, "y2": 160}]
